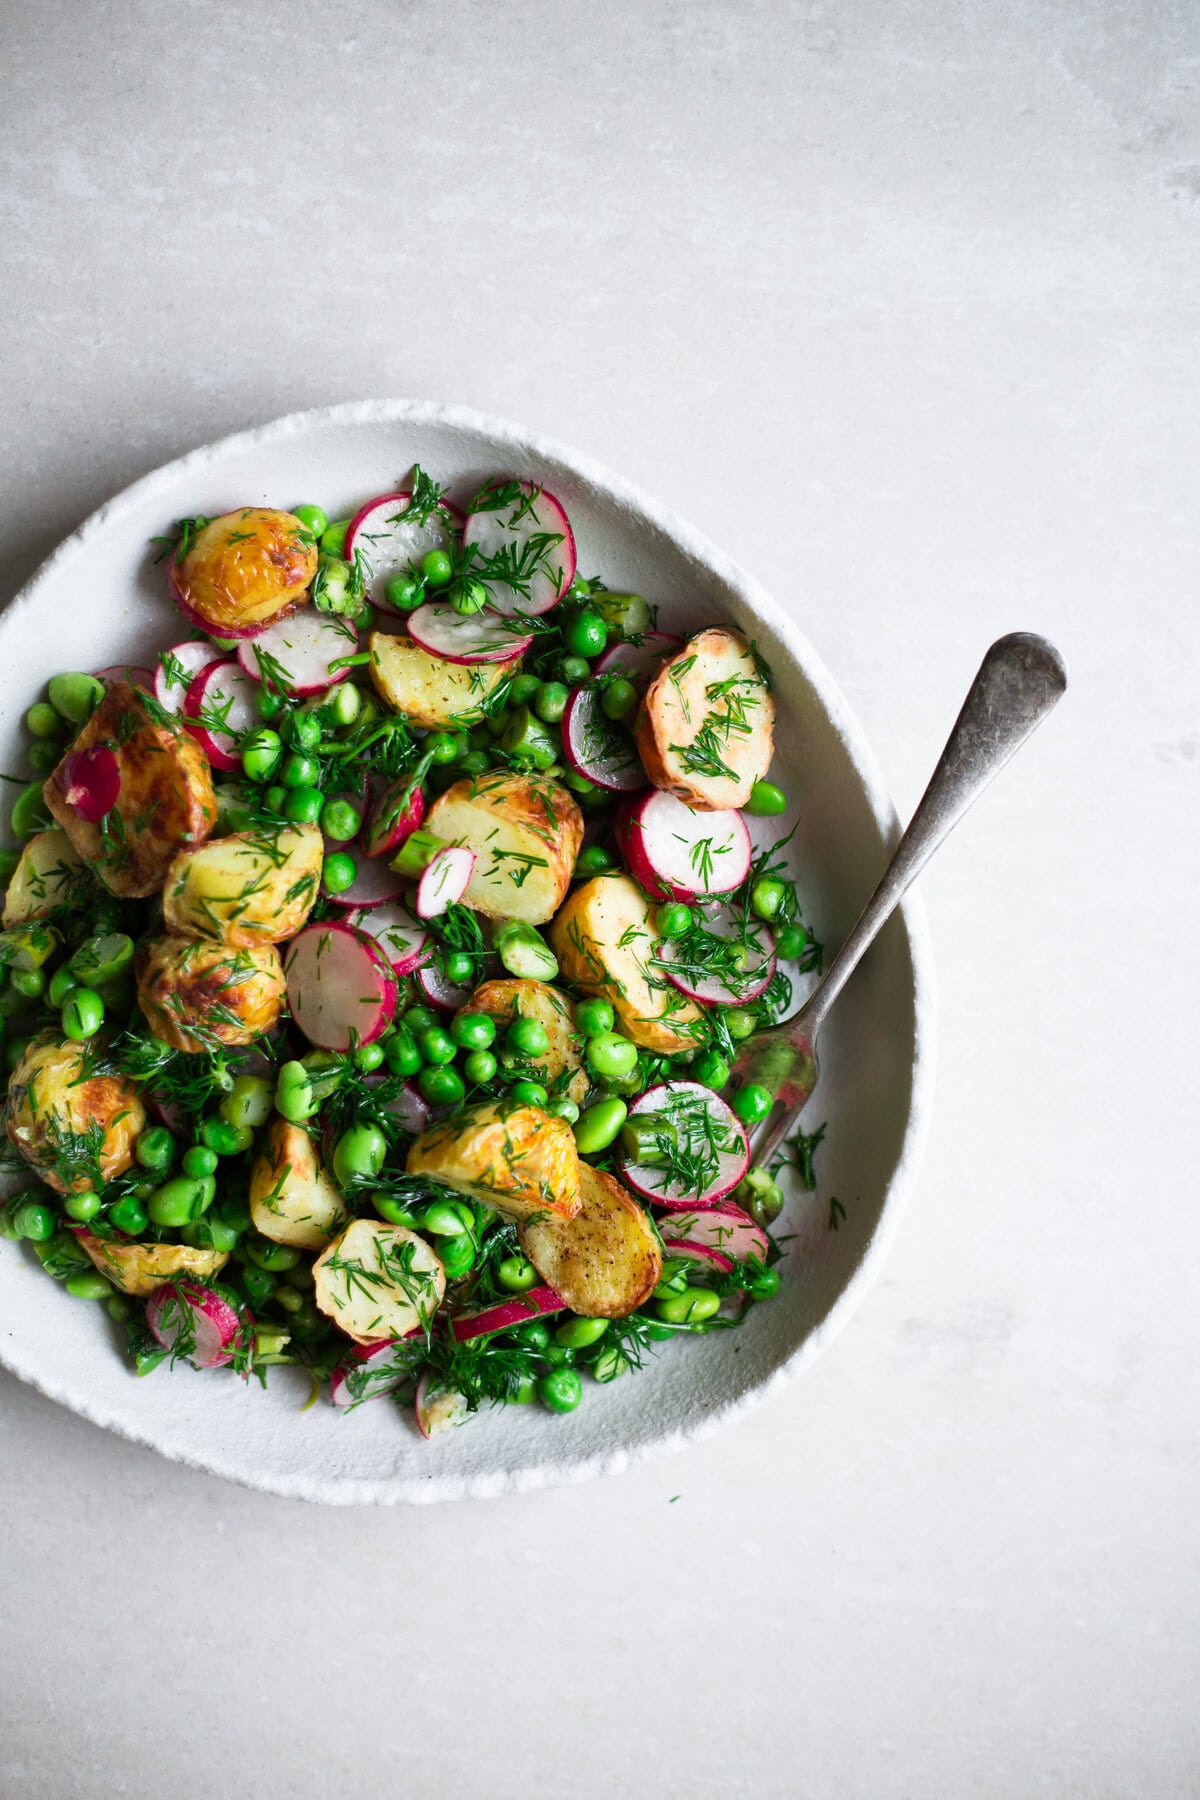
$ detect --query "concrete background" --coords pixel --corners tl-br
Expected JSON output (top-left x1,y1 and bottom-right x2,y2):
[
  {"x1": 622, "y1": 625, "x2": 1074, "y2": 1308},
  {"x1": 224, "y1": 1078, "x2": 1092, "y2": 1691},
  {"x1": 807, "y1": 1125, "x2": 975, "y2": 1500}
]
[{"x1": 1, "y1": 3, "x2": 1197, "y2": 1794}]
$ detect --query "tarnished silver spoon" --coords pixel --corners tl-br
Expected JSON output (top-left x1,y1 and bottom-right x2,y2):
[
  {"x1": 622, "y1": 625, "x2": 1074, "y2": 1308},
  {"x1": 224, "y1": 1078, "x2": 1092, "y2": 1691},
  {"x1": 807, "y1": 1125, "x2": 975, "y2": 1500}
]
[{"x1": 730, "y1": 632, "x2": 1068, "y2": 1170}]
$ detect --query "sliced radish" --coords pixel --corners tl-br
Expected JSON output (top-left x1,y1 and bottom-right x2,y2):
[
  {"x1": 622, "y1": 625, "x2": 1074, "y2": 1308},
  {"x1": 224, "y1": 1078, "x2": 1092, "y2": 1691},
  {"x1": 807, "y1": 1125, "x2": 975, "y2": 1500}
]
[
  {"x1": 561, "y1": 685, "x2": 646, "y2": 792},
  {"x1": 323, "y1": 855, "x2": 407, "y2": 910},
  {"x1": 146, "y1": 1281, "x2": 245, "y2": 1370},
  {"x1": 654, "y1": 1206, "x2": 769, "y2": 1261},
  {"x1": 183, "y1": 659, "x2": 259, "y2": 772},
  {"x1": 661, "y1": 1238, "x2": 735, "y2": 1277},
  {"x1": 283, "y1": 920, "x2": 399, "y2": 1051},
  {"x1": 62, "y1": 747, "x2": 121, "y2": 823},
  {"x1": 344, "y1": 490, "x2": 461, "y2": 615},
  {"x1": 363, "y1": 777, "x2": 427, "y2": 859},
  {"x1": 462, "y1": 481, "x2": 576, "y2": 616},
  {"x1": 616, "y1": 790, "x2": 751, "y2": 902},
  {"x1": 382, "y1": 1081, "x2": 432, "y2": 1135},
  {"x1": 619, "y1": 1081, "x2": 749, "y2": 1207},
  {"x1": 416, "y1": 846, "x2": 475, "y2": 919},
  {"x1": 414, "y1": 1371, "x2": 469, "y2": 1439},
  {"x1": 236, "y1": 610, "x2": 356, "y2": 696},
  {"x1": 95, "y1": 664, "x2": 155, "y2": 691},
  {"x1": 415, "y1": 959, "x2": 475, "y2": 1014},
  {"x1": 153, "y1": 641, "x2": 222, "y2": 717},
  {"x1": 346, "y1": 903, "x2": 431, "y2": 974},
  {"x1": 406, "y1": 603, "x2": 532, "y2": 665},
  {"x1": 330, "y1": 1331, "x2": 422, "y2": 1409},
  {"x1": 450, "y1": 1285, "x2": 566, "y2": 1344},
  {"x1": 657, "y1": 906, "x2": 776, "y2": 1004},
  {"x1": 593, "y1": 631, "x2": 683, "y2": 681}
]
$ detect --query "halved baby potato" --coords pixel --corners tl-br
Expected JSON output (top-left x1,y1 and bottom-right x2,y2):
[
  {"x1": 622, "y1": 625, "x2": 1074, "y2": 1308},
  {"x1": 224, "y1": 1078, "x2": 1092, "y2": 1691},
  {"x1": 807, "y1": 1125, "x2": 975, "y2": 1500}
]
[
  {"x1": 136, "y1": 935, "x2": 286, "y2": 1052},
  {"x1": 249, "y1": 1117, "x2": 349, "y2": 1250},
  {"x1": 370, "y1": 632, "x2": 513, "y2": 728},
  {"x1": 460, "y1": 978, "x2": 589, "y2": 1105},
  {"x1": 5, "y1": 1034, "x2": 146, "y2": 1194},
  {"x1": 519, "y1": 1162, "x2": 662, "y2": 1319},
  {"x1": 426, "y1": 771, "x2": 582, "y2": 926},
  {"x1": 406, "y1": 1100, "x2": 582, "y2": 1223},
  {"x1": 2, "y1": 829, "x2": 89, "y2": 927},
  {"x1": 171, "y1": 508, "x2": 317, "y2": 636},
  {"x1": 635, "y1": 627, "x2": 775, "y2": 811},
  {"x1": 73, "y1": 1231, "x2": 230, "y2": 1298},
  {"x1": 162, "y1": 825, "x2": 323, "y2": 946},
  {"x1": 551, "y1": 872, "x2": 704, "y2": 1053},
  {"x1": 312, "y1": 1218, "x2": 446, "y2": 1344}
]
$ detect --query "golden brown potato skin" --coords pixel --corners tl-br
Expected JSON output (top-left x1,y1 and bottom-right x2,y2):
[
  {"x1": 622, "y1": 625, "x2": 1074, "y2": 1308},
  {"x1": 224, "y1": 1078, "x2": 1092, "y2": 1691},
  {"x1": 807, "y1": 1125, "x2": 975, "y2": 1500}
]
[
  {"x1": 136, "y1": 935, "x2": 286, "y2": 1053},
  {"x1": 5, "y1": 1034, "x2": 145, "y2": 1195},
  {"x1": 519, "y1": 1163, "x2": 662, "y2": 1319},
  {"x1": 162, "y1": 826, "x2": 323, "y2": 946},
  {"x1": 171, "y1": 508, "x2": 317, "y2": 635},
  {"x1": 74, "y1": 1230, "x2": 229, "y2": 1297},
  {"x1": 369, "y1": 632, "x2": 514, "y2": 728},
  {"x1": 426, "y1": 771, "x2": 583, "y2": 925},
  {"x1": 43, "y1": 682, "x2": 217, "y2": 898},
  {"x1": 635, "y1": 627, "x2": 776, "y2": 811},
  {"x1": 551, "y1": 873, "x2": 704, "y2": 1053},
  {"x1": 407, "y1": 1100, "x2": 582, "y2": 1222},
  {"x1": 249, "y1": 1117, "x2": 348, "y2": 1250},
  {"x1": 462, "y1": 978, "x2": 589, "y2": 1105}
]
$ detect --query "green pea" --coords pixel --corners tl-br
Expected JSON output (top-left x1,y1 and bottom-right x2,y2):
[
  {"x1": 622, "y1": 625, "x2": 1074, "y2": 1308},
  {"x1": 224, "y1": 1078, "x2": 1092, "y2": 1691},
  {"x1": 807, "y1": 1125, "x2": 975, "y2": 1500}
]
[
  {"x1": 450, "y1": 578, "x2": 488, "y2": 617},
  {"x1": 292, "y1": 503, "x2": 328, "y2": 536},
  {"x1": 26, "y1": 701, "x2": 64, "y2": 740},
  {"x1": 182, "y1": 1144, "x2": 219, "y2": 1180},
  {"x1": 263, "y1": 784, "x2": 289, "y2": 816},
  {"x1": 108, "y1": 1196, "x2": 148, "y2": 1236},
  {"x1": 572, "y1": 1097, "x2": 628, "y2": 1155},
  {"x1": 65, "y1": 1270, "x2": 112, "y2": 1300},
  {"x1": 691, "y1": 1048, "x2": 731, "y2": 1090},
  {"x1": 462, "y1": 1049, "x2": 497, "y2": 1085},
  {"x1": 654, "y1": 902, "x2": 694, "y2": 939},
  {"x1": 515, "y1": 1320, "x2": 551, "y2": 1350},
  {"x1": 497, "y1": 1255, "x2": 538, "y2": 1293},
  {"x1": 372, "y1": 1193, "x2": 419, "y2": 1227},
  {"x1": 220, "y1": 1194, "x2": 252, "y2": 1232},
  {"x1": 586, "y1": 1032, "x2": 639, "y2": 1081},
  {"x1": 244, "y1": 1235, "x2": 300, "y2": 1272},
  {"x1": 14, "y1": 1198, "x2": 56, "y2": 1241},
  {"x1": 283, "y1": 787, "x2": 323, "y2": 826},
  {"x1": 532, "y1": 681, "x2": 569, "y2": 724},
  {"x1": 589, "y1": 1344, "x2": 630, "y2": 1383},
  {"x1": 271, "y1": 1283, "x2": 302, "y2": 1314},
  {"x1": 505, "y1": 1016, "x2": 549, "y2": 1059},
  {"x1": 745, "y1": 780, "x2": 787, "y2": 817},
  {"x1": 748, "y1": 1265, "x2": 782, "y2": 1300},
  {"x1": 0, "y1": 849, "x2": 20, "y2": 886},
  {"x1": 420, "y1": 549, "x2": 453, "y2": 587},
  {"x1": 425, "y1": 731, "x2": 461, "y2": 764},
  {"x1": 279, "y1": 751, "x2": 318, "y2": 789},
  {"x1": 773, "y1": 923, "x2": 809, "y2": 961},
  {"x1": 725, "y1": 1008, "x2": 759, "y2": 1041},
  {"x1": 417, "y1": 1064, "x2": 466, "y2": 1107},
  {"x1": 510, "y1": 1079, "x2": 549, "y2": 1107},
  {"x1": 11, "y1": 782, "x2": 51, "y2": 840},
  {"x1": 200, "y1": 1117, "x2": 253, "y2": 1156},
  {"x1": 538, "y1": 1366, "x2": 583, "y2": 1412},
  {"x1": 416, "y1": 1024, "x2": 456, "y2": 1066},
  {"x1": 353, "y1": 1041, "x2": 386, "y2": 1073},
  {"x1": 439, "y1": 1232, "x2": 476, "y2": 1280},
  {"x1": 219, "y1": 1073, "x2": 274, "y2": 1130},
  {"x1": 240, "y1": 1266, "x2": 277, "y2": 1306},
  {"x1": 321, "y1": 516, "x2": 350, "y2": 555},
  {"x1": 182, "y1": 1216, "x2": 240, "y2": 1254},
  {"x1": 546, "y1": 1096, "x2": 580, "y2": 1124},
  {"x1": 558, "y1": 655, "x2": 591, "y2": 685},
  {"x1": 573, "y1": 845, "x2": 616, "y2": 878},
  {"x1": 62, "y1": 988, "x2": 104, "y2": 1040},
  {"x1": 383, "y1": 1031, "x2": 421, "y2": 1078},
  {"x1": 63, "y1": 1189, "x2": 101, "y2": 1222},
  {"x1": 384, "y1": 574, "x2": 424, "y2": 611},
  {"x1": 322, "y1": 852, "x2": 358, "y2": 894},
  {"x1": 420, "y1": 1199, "x2": 470, "y2": 1237},
  {"x1": 332, "y1": 1123, "x2": 388, "y2": 1185},
  {"x1": 743, "y1": 1179, "x2": 784, "y2": 1229},
  {"x1": 136, "y1": 1126, "x2": 178, "y2": 1174},
  {"x1": 9, "y1": 967, "x2": 44, "y2": 999},
  {"x1": 574, "y1": 997, "x2": 615, "y2": 1037},
  {"x1": 750, "y1": 876, "x2": 790, "y2": 922},
  {"x1": 146, "y1": 1178, "x2": 209, "y2": 1227},
  {"x1": 442, "y1": 956, "x2": 475, "y2": 995},
  {"x1": 731, "y1": 1083, "x2": 773, "y2": 1125},
  {"x1": 47, "y1": 672, "x2": 104, "y2": 725},
  {"x1": 657, "y1": 1287, "x2": 720, "y2": 1325},
  {"x1": 451, "y1": 1011, "x2": 495, "y2": 1051},
  {"x1": 241, "y1": 728, "x2": 282, "y2": 783},
  {"x1": 27, "y1": 742, "x2": 59, "y2": 776},
  {"x1": 402, "y1": 1005, "x2": 439, "y2": 1034},
  {"x1": 320, "y1": 797, "x2": 363, "y2": 843},
  {"x1": 256, "y1": 687, "x2": 284, "y2": 722},
  {"x1": 554, "y1": 1315, "x2": 609, "y2": 1349},
  {"x1": 508, "y1": 1375, "x2": 537, "y2": 1404},
  {"x1": 563, "y1": 610, "x2": 607, "y2": 659},
  {"x1": 501, "y1": 706, "x2": 558, "y2": 768},
  {"x1": 599, "y1": 677, "x2": 638, "y2": 723}
]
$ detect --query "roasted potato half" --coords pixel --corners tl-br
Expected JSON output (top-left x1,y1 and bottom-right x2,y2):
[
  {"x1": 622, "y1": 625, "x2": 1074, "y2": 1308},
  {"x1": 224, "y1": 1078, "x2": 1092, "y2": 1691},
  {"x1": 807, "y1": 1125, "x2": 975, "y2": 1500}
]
[
  {"x1": 249, "y1": 1117, "x2": 349, "y2": 1250},
  {"x1": 519, "y1": 1163, "x2": 662, "y2": 1319},
  {"x1": 551, "y1": 873, "x2": 704, "y2": 1053},
  {"x1": 43, "y1": 682, "x2": 217, "y2": 898},
  {"x1": 73, "y1": 1230, "x2": 230, "y2": 1298},
  {"x1": 407, "y1": 1100, "x2": 582, "y2": 1223},
  {"x1": 427, "y1": 771, "x2": 582, "y2": 925},
  {"x1": 370, "y1": 632, "x2": 513, "y2": 728},
  {"x1": 136, "y1": 936, "x2": 286, "y2": 1053},
  {"x1": 460, "y1": 978, "x2": 589, "y2": 1104},
  {"x1": 2, "y1": 829, "x2": 89, "y2": 927},
  {"x1": 171, "y1": 508, "x2": 317, "y2": 636},
  {"x1": 162, "y1": 825, "x2": 323, "y2": 946},
  {"x1": 5, "y1": 1034, "x2": 145, "y2": 1194},
  {"x1": 635, "y1": 627, "x2": 775, "y2": 811},
  {"x1": 313, "y1": 1219, "x2": 446, "y2": 1344}
]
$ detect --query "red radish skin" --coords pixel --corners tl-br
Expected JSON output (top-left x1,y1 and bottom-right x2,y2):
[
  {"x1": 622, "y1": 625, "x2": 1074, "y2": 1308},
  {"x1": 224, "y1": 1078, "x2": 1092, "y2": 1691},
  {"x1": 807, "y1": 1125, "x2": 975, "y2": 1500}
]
[
  {"x1": 561, "y1": 685, "x2": 647, "y2": 793},
  {"x1": 237, "y1": 611, "x2": 356, "y2": 696},
  {"x1": 383, "y1": 1081, "x2": 432, "y2": 1135},
  {"x1": 654, "y1": 1207, "x2": 769, "y2": 1262},
  {"x1": 416, "y1": 959, "x2": 475, "y2": 1014},
  {"x1": 661, "y1": 1238, "x2": 736, "y2": 1277},
  {"x1": 283, "y1": 921, "x2": 399, "y2": 1051},
  {"x1": 62, "y1": 747, "x2": 121, "y2": 823},
  {"x1": 620, "y1": 1081, "x2": 749, "y2": 1207},
  {"x1": 363, "y1": 778, "x2": 427, "y2": 859},
  {"x1": 146, "y1": 1281, "x2": 244, "y2": 1369},
  {"x1": 414, "y1": 1371, "x2": 469, "y2": 1439},
  {"x1": 153, "y1": 641, "x2": 222, "y2": 717},
  {"x1": 168, "y1": 555, "x2": 273, "y2": 641},
  {"x1": 593, "y1": 632, "x2": 683, "y2": 682},
  {"x1": 330, "y1": 1331, "x2": 422, "y2": 1409},
  {"x1": 323, "y1": 855, "x2": 407, "y2": 909},
  {"x1": 182, "y1": 660, "x2": 260, "y2": 772},
  {"x1": 345, "y1": 903, "x2": 431, "y2": 974},
  {"x1": 343, "y1": 491, "x2": 463, "y2": 615},
  {"x1": 462, "y1": 481, "x2": 576, "y2": 616},
  {"x1": 95, "y1": 664, "x2": 155, "y2": 691},
  {"x1": 416, "y1": 846, "x2": 475, "y2": 919},
  {"x1": 615, "y1": 790, "x2": 751, "y2": 902},
  {"x1": 450, "y1": 1285, "x2": 566, "y2": 1343},
  {"x1": 406, "y1": 603, "x2": 532, "y2": 665},
  {"x1": 657, "y1": 906, "x2": 777, "y2": 1005}
]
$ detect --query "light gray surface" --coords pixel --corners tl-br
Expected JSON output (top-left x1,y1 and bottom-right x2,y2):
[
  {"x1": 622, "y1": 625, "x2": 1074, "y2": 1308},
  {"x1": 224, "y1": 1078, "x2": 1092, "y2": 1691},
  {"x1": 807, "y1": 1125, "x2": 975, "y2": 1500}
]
[{"x1": 1, "y1": 2, "x2": 1196, "y2": 1795}]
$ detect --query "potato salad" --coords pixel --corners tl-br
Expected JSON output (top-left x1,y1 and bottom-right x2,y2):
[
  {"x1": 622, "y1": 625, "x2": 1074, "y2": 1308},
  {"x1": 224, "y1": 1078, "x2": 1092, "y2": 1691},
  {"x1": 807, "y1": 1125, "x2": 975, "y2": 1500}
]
[{"x1": 0, "y1": 472, "x2": 825, "y2": 1435}]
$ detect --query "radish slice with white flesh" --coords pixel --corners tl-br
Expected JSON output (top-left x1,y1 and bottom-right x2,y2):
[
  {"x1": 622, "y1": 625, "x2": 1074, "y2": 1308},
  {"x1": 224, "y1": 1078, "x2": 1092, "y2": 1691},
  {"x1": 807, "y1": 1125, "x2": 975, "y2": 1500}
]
[
  {"x1": 330, "y1": 1331, "x2": 423, "y2": 1409},
  {"x1": 346, "y1": 903, "x2": 431, "y2": 974},
  {"x1": 657, "y1": 906, "x2": 776, "y2": 1004},
  {"x1": 153, "y1": 641, "x2": 221, "y2": 717},
  {"x1": 323, "y1": 854, "x2": 406, "y2": 910},
  {"x1": 146, "y1": 1281, "x2": 245, "y2": 1370},
  {"x1": 62, "y1": 747, "x2": 121, "y2": 823},
  {"x1": 654, "y1": 1206, "x2": 769, "y2": 1261},
  {"x1": 462, "y1": 481, "x2": 576, "y2": 617},
  {"x1": 415, "y1": 958, "x2": 475, "y2": 1014},
  {"x1": 363, "y1": 777, "x2": 426, "y2": 859},
  {"x1": 236, "y1": 611, "x2": 357, "y2": 696},
  {"x1": 661, "y1": 1238, "x2": 735, "y2": 1277},
  {"x1": 619, "y1": 1081, "x2": 749, "y2": 1207},
  {"x1": 615, "y1": 789, "x2": 751, "y2": 902},
  {"x1": 561, "y1": 685, "x2": 646, "y2": 793},
  {"x1": 450, "y1": 1285, "x2": 566, "y2": 1344},
  {"x1": 414, "y1": 1371, "x2": 469, "y2": 1439},
  {"x1": 183, "y1": 659, "x2": 259, "y2": 772},
  {"x1": 406, "y1": 602, "x2": 532, "y2": 665},
  {"x1": 343, "y1": 490, "x2": 461, "y2": 615},
  {"x1": 283, "y1": 920, "x2": 399, "y2": 1050},
  {"x1": 416, "y1": 846, "x2": 475, "y2": 919},
  {"x1": 95, "y1": 663, "x2": 155, "y2": 691},
  {"x1": 593, "y1": 631, "x2": 683, "y2": 682}
]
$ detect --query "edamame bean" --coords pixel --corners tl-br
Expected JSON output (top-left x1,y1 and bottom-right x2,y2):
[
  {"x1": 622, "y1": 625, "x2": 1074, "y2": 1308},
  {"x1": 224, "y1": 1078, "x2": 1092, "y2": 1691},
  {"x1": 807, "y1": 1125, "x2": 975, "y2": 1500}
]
[
  {"x1": 505, "y1": 1017, "x2": 549, "y2": 1059},
  {"x1": 538, "y1": 1366, "x2": 583, "y2": 1412},
  {"x1": 244, "y1": 1236, "x2": 300, "y2": 1272},
  {"x1": 439, "y1": 1233, "x2": 476, "y2": 1280},
  {"x1": 572, "y1": 1097, "x2": 627, "y2": 1155},
  {"x1": 62, "y1": 988, "x2": 104, "y2": 1040},
  {"x1": 462, "y1": 1049, "x2": 497, "y2": 1085},
  {"x1": 275, "y1": 1060, "x2": 317, "y2": 1122},
  {"x1": 420, "y1": 1200, "x2": 469, "y2": 1237},
  {"x1": 147, "y1": 1178, "x2": 209, "y2": 1227},
  {"x1": 545, "y1": 1096, "x2": 580, "y2": 1124},
  {"x1": 220, "y1": 1194, "x2": 252, "y2": 1232},
  {"x1": 589, "y1": 1344, "x2": 630, "y2": 1383},
  {"x1": 182, "y1": 1216, "x2": 240, "y2": 1254},
  {"x1": 451, "y1": 1011, "x2": 495, "y2": 1052},
  {"x1": 585, "y1": 1032, "x2": 639, "y2": 1081},
  {"x1": 332, "y1": 1123, "x2": 388, "y2": 1185},
  {"x1": 745, "y1": 780, "x2": 787, "y2": 817},
  {"x1": 11, "y1": 782, "x2": 51, "y2": 840},
  {"x1": 417, "y1": 1065, "x2": 465, "y2": 1107},
  {"x1": 219, "y1": 1073, "x2": 274, "y2": 1130},
  {"x1": 574, "y1": 996, "x2": 614, "y2": 1037},
  {"x1": 654, "y1": 1267, "x2": 691, "y2": 1299},
  {"x1": 27, "y1": 742, "x2": 60, "y2": 775},
  {"x1": 200, "y1": 1117, "x2": 253, "y2": 1155},
  {"x1": 66, "y1": 1270, "x2": 112, "y2": 1300},
  {"x1": 372, "y1": 1193, "x2": 418, "y2": 1227},
  {"x1": 326, "y1": 681, "x2": 362, "y2": 728},
  {"x1": 48, "y1": 672, "x2": 104, "y2": 724},
  {"x1": 136, "y1": 1127, "x2": 178, "y2": 1175},
  {"x1": 497, "y1": 1255, "x2": 538, "y2": 1293},
  {"x1": 292, "y1": 504, "x2": 328, "y2": 536},
  {"x1": 657, "y1": 1287, "x2": 720, "y2": 1325},
  {"x1": 554, "y1": 1316, "x2": 608, "y2": 1349},
  {"x1": 731, "y1": 1083, "x2": 773, "y2": 1125}
]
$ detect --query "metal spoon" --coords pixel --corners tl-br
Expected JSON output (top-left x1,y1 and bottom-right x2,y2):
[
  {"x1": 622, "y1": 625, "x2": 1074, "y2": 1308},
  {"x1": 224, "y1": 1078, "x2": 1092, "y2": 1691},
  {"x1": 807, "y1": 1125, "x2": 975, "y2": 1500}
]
[{"x1": 730, "y1": 632, "x2": 1069, "y2": 1169}]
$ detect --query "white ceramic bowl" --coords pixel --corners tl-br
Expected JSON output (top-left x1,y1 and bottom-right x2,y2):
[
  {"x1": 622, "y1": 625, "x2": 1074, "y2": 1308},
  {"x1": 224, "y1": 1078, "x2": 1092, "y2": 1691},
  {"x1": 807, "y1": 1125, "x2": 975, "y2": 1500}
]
[{"x1": 0, "y1": 400, "x2": 934, "y2": 1504}]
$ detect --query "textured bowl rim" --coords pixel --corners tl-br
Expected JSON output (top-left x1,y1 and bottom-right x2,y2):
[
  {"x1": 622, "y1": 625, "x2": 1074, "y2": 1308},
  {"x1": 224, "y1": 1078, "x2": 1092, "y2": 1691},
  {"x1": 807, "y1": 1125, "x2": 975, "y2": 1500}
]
[{"x1": 0, "y1": 398, "x2": 937, "y2": 1504}]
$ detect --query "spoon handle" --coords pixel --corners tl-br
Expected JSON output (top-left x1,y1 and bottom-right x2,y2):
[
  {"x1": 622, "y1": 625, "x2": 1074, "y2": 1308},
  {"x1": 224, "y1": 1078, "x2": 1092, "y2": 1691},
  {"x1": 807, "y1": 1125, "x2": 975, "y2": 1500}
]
[{"x1": 795, "y1": 631, "x2": 1068, "y2": 1044}]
